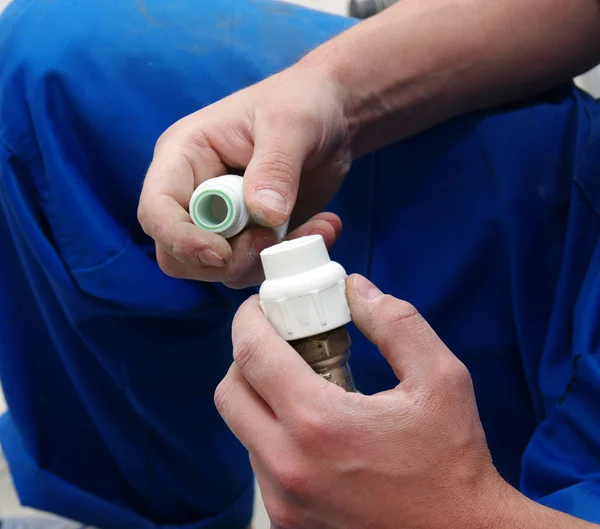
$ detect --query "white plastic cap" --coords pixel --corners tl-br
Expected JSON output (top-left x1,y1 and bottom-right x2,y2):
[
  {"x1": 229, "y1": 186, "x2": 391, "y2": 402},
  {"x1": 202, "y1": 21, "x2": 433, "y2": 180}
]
[
  {"x1": 189, "y1": 174, "x2": 289, "y2": 240},
  {"x1": 259, "y1": 235, "x2": 351, "y2": 340}
]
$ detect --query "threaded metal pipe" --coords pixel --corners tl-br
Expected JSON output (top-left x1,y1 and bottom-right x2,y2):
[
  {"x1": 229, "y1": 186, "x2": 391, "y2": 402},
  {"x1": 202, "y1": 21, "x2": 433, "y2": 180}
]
[{"x1": 290, "y1": 326, "x2": 357, "y2": 392}]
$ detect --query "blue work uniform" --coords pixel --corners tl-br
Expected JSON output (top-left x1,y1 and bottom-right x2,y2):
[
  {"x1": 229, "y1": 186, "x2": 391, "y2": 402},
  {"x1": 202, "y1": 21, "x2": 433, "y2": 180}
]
[{"x1": 1, "y1": 1, "x2": 600, "y2": 528}]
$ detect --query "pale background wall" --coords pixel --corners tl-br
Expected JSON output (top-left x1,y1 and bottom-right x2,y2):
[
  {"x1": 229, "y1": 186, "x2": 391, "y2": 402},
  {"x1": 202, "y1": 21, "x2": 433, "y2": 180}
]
[{"x1": 0, "y1": 0, "x2": 599, "y2": 526}]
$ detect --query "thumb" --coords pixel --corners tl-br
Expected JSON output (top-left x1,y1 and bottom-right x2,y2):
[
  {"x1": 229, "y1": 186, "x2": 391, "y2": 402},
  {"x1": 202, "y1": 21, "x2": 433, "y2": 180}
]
[
  {"x1": 346, "y1": 274, "x2": 455, "y2": 383},
  {"x1": 243, "y1": 119, "x2": 308, "y2": 228}
]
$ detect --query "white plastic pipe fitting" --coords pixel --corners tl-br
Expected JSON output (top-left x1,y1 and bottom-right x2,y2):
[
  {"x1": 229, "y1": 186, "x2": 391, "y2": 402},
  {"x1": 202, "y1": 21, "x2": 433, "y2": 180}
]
[
  {"x1": 259, "y1": 235, "x2": 352, "y2": 340},
  {"x1": 189, "y1": 175, "x2": 250, "y2": 239},
  {"x1": 189, "y1": 174, "x2": 288, "y2": 240}
]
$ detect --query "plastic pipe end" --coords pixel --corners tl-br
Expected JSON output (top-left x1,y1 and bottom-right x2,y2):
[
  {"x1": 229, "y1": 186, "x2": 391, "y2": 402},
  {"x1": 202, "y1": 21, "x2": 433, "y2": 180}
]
[{"x1": 189, "y1": 175, "x2": 249, "y2": 239}]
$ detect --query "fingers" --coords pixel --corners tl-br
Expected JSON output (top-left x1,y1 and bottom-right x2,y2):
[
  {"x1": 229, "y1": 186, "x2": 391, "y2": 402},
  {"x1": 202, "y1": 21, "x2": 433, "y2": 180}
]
[
  {"x1": 243, "y1": 113, "x2": 312, "y2": 228},
  {"x1": 156, "y1": 212, "x2": 342, "y2": 287},
  {"x1": 289, "y1": 211, "x2": 342, "y2": 244},
  {"x1": 214, "y1": 363, "x2": 280, "y2": 453},
  {"x1": 140, "y1": 109, "x2": 341, "y2": 287},
  {"x1": 217, "y1": 227, "x2": 281, "y2": 288},
  {"x1": 147, "y1": 204, "x2": 231, "y2": 266},
  {"x1": 153, "y1": 224, "x2": 273, "y2": 283},
  {"x1": 139, "y1": 132, "x2": 232, "y2": 265},
  {"x1": 231, "y1": 295, "x2": 332, "y2": 414},
  {"x1": 346, "y1": 274, "x2": 457, "y2": 384}
]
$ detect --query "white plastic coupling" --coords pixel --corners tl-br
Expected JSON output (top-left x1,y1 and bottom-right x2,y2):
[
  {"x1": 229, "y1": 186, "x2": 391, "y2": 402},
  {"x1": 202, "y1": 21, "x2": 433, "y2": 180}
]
[
  {"x1": 189, "y1": 174, "x2": 288, "y2": 240},
  {"x1": 259, "y1": 235, "x2": 351, "y2": 341}
]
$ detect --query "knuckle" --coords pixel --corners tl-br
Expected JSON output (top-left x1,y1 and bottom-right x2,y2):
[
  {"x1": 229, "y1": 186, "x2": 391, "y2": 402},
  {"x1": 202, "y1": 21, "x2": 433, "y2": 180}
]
[
  {"x1": 232, "y1": 330, "x2": 266, "y2": 371},
  {"x1": 293, "y1": 406, "x2": 337, "y2": 447},
  {"x1": 153, "y1": 134, "x2": 170, "y2": 157},
  {"x1": 254, "y1": 150, "x2": 296, "y2": 184},
  {"x1": 170, "y1": 232, "x2": 196, "y2": 263},
  {"x1": 149, "y1": 217, "x2": 169, "y2": 247},
  {"x1": 272, "y1": 459, "x2": 311, "y2": 499},
  {"x1": 437, "y1": 357, "x2": 472, "y2": 389},
  {"x1": 329, "y1": 148, "x2": 353, "y2": 175},
  {"x1": 213, "y1": 379, "x2": 232, "y2": 416},
  {"x1": 381, "y1": 297, "x2": 420, "y2": 326},
  {"x1": 375, "y1": 296, "x2": 420, "y2": 344},
  {"x1": 154, "y1": 126, "x2": 178, "y2": 154},
  {"x1": 268, "y1": 502, "x2": 300, "y2": 529},
  {"x1": 263, "y1": 105, "x2": 300, "y2": 129},
  {"x1": 137, "y1": 203, "x2": 166, "y2": 244},
  {"x1": 452, "y1": 361, "x2": 472, "y2": 388}
]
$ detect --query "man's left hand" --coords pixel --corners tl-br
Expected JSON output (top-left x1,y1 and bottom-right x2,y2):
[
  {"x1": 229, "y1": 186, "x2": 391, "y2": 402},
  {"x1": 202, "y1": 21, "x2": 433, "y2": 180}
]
[{"x1": 215, "y1": 274, "x2": 516, "y2": 529}]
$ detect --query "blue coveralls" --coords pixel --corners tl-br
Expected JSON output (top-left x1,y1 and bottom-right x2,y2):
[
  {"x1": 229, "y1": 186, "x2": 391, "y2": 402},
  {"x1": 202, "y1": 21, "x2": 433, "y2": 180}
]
[{"x1": 1, "y1": 1, "x2": 600, "y2": 528}]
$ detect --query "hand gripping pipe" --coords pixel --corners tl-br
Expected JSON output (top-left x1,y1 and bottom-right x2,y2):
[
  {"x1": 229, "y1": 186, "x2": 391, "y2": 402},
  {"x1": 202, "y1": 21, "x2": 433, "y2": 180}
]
[
  {"x1": 189, "y1": 174, "x2": 288, "y2": 239},
  {"x1": 259, "y1": 235, "x2": 357, "y2": 392}
]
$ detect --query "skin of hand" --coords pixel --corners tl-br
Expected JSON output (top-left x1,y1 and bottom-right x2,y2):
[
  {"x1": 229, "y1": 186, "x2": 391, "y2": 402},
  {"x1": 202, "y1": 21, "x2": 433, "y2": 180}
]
[
  {"x1": 138, "y1": 67, "x2": 352, "y2": 289},
  {"x1": 139, "y1": 0, "x2": 600, "y2": 290},
  {"x1": 215, "y1": 274, "x2": 598, "y2": 529}
]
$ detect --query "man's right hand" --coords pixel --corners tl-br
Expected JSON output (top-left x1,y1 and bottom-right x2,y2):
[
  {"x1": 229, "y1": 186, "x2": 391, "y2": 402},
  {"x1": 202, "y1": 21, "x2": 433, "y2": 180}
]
[{"x1": 138, "y1": 65, "x2": 353, "y2": 289}]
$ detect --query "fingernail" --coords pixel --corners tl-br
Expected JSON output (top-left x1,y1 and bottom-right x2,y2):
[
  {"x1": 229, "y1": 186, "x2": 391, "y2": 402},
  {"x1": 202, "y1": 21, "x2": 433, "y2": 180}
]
[
  {"x1": 197, "y1": 248, "x2": 227, "y2": 267},
  {"x1": 353, "y1": 275, "x2": 383, "y2": 300},
  {"x1": 255, "y1": 188, "x2": 288, "y2": 215}
]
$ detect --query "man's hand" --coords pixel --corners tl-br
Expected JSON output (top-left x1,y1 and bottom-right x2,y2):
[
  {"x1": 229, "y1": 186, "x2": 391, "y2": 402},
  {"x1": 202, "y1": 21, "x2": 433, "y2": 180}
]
[
  {"x1": 137, "y1": 0, "x2": 600, "y2": 291},
  {"x1": 215, "y1": 274, "x2": 506, "y2": 528},
  {"x1": 216, "y1": 274, "x2": 599, "y2": 529},
  {"x1": 138, "y1": 67, "x2": 351, "y2": 289}
]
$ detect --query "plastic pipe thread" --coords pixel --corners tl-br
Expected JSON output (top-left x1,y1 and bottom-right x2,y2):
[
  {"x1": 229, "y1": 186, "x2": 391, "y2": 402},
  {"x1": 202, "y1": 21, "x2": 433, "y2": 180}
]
[{"x1": 189, "y1": 174, "x2": 289, "y2": 240}]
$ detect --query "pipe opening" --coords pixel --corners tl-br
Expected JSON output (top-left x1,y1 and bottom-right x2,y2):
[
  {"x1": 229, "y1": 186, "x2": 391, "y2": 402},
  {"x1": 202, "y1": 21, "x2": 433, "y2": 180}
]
[{"x1": 194, "y1": 192, "x2": 231, "y2": 229}]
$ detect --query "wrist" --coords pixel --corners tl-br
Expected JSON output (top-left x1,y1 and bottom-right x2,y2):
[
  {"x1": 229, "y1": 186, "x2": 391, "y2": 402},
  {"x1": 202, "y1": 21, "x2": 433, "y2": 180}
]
[
  {"x1": 296, "y1": 1, "x2": 463, "y2": 158},
  {"x1": 464, "y1": 477, "x2": 589, "y2": 529},
  {"x1": 448, "y1": 471, "x2": 533, "y2": 529},
  {"x1": 468, "y1": 477, "x2": 526, "y2": 529},
  {"x1": 296, "y1": 43, "x2": 386, "y2": 149}
]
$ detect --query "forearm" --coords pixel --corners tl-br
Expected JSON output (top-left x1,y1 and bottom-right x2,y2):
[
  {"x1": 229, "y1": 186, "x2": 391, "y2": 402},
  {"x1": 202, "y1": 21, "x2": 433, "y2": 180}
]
[{"x1": 298, "y1": 0, "x2": 600, "y2": 156}]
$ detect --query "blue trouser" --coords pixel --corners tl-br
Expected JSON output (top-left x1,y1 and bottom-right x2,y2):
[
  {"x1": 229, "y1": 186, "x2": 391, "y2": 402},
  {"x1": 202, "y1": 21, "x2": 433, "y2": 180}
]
[{"x1": 1, "y1": 1, "x2": 600, "y2": 528}]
